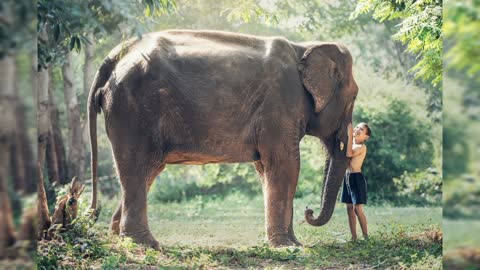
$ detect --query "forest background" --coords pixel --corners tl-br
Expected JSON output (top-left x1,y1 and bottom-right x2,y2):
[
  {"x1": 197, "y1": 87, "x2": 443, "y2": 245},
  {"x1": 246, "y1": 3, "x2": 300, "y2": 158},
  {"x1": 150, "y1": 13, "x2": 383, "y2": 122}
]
[{"x1": 1, "y1": 0, "x2": 479, "y2": 268}]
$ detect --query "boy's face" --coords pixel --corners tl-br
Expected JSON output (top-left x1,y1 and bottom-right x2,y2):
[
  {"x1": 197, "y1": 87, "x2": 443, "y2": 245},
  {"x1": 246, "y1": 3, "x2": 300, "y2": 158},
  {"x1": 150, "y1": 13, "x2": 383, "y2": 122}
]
[{"x1": 353, "y1": 124, "x2": 369, "y2": 143}]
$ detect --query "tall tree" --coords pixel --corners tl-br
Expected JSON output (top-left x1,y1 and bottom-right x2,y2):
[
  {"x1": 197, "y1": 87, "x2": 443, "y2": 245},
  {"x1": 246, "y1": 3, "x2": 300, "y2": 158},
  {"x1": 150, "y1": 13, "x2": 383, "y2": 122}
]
[
  {"x1": 47, "y1": 67, "x2": 68, "y2": 184},
  {"x1": 0, "y1": 0, "x2": 36, "y2": 256},
  {"x1": 63, "y1": 51, "x2": 85, "y2": 182},
  {"x1": 83, "y1": 33, "x2": 95, "y2": 98},
  {"x1": 0, "y1": 52, "x2": 18, "y2": 259},
  {"x1": 36, "y1": 26, "x2": 52, "y2": 239},
  {"x1": 9, "y1": 56, "x2": 36, "y2": 194},
  {"x1": 10, "y1": 58, "x2": 27, "y2": 193},
  {"x1": 15, "y1": 58, "x2": 37, "y2": 193}
]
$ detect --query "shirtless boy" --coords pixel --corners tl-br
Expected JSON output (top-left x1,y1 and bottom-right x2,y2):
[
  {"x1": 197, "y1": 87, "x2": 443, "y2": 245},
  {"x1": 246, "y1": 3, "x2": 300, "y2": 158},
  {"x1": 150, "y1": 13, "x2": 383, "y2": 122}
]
[{"x1": 341, "y1": 122, "x2": 371, "y2": 242}]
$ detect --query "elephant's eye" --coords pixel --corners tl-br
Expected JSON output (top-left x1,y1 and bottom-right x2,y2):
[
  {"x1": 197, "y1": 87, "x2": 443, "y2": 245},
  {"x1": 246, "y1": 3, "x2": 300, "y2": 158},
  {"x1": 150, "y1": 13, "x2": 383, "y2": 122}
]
[{"x1": 353, "y1": 95, "x2": 357, "y2": 100}]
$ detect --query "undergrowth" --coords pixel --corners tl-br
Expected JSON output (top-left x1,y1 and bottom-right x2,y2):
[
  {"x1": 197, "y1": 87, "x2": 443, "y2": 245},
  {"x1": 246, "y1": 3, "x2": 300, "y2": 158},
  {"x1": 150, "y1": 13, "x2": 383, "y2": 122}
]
[{"x1": 37, "y1": 194, "x2": 442, "y2": 269}]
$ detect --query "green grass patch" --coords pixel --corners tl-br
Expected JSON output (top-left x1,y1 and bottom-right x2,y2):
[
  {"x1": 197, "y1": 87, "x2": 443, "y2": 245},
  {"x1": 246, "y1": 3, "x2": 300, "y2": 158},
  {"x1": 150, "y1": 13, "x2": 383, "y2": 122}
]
[
  {"x1": 444, "y1": 219, "x2": 480, "y2": 252},
  {"x1": 38, "y1": 192, "x2": 442, "y2": 269}
]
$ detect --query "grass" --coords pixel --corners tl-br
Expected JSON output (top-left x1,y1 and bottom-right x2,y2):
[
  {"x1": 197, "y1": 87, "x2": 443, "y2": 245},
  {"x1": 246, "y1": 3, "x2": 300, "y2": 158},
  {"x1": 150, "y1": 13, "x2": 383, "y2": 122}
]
[
  {"x1": 38, "y1": 191, "x2": 442, "y2": 269},
  {"x1": 444, "y1": 219, "x2": 480, "y2": 252},
  {"x1": 443, "y1": 219, "x2": 480, "y2": 269}
]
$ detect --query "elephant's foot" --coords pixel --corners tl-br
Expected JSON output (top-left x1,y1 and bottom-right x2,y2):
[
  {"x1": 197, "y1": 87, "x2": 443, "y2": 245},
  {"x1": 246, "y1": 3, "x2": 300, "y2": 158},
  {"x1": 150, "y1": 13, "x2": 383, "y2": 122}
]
[
  {"x1": 267, "y1": 230, "x2": 296, "y2": 247},
  {"x1": 287, "y1": 233, "x2": 303, "y2": 246},
  {"x1": 269, "y1": 237, "x2": 296, "y2": 247},
  {"x1": 287, "y1": 226, "x2": 303, "y2": 246},
  {"x1": 121, "y1": 230, "x2": 160, "y2": 250}
]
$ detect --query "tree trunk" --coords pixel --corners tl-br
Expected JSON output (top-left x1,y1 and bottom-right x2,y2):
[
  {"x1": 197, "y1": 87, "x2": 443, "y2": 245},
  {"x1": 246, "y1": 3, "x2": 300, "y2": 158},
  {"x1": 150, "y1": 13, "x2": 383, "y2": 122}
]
[
  {"x1": 37, "y1": 26, "x2": 52, "y2": 239},
  {"x1": 45, "y1": 125, "x2": 60, "y2": 184},
  {"x1": 82, "y1": 34, "x2": 95, "y2": 170},
  {"x1": 10, "y1": 55, "x2": 40, "y2": 194},
  {"x1": 18, "y1": 94, "x2": 36, "y2": 194},
  {"x1": 23, "y1": 50, "x2": 38, "y2": 193},
  {"x1": 9, "y1": 58, "x2": 27, "y2": 193},
  {"x1": 83, "y1": 33, "x2": 95, "y2": 99},
  {"x1": 63, "y1": 51, "x2": 85, "y2": 182},
  {"x1": 45, "y1": 67, "x2": 61, "y2": 184},
  {"x1": 0, "y1": 54, "x2": 18, "y2": 258},
  {"x1": 48, "y1": 67, "x2": 69, "y2": 184}
]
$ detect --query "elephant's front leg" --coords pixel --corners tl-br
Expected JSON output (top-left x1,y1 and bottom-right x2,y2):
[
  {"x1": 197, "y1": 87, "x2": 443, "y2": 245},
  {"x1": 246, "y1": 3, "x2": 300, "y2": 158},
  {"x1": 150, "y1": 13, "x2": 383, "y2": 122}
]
[
  {"x1": 287, "y1": 205, "x2": 302, "y2": 246},
  {"x1": 256, "y1": 152, "x2": 300, "y2": 247}
]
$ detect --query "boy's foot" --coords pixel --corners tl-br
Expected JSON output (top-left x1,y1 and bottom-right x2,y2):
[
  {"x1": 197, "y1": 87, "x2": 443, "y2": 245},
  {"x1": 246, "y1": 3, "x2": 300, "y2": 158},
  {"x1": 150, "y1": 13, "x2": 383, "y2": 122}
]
[
  {"x1": 363, "y1": 235, "x2": 369, "y2": 240},
  {"x1": 350, "y1": 237, "x2": 357, "y2": 242}
]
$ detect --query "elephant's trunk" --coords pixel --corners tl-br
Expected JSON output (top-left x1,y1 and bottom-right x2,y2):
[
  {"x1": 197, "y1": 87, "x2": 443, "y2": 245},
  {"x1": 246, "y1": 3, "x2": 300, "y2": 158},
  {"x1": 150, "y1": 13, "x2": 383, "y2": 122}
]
[{"x1": 305, "y1": 137, "x2": 350, "y2": 226}]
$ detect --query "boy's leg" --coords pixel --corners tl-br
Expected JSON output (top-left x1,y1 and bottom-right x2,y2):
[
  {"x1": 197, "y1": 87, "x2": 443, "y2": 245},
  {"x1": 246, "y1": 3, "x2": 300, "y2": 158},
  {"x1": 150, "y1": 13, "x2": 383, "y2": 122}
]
[
  {"x1": 354, "y1": 204, "x2": 368, "y2": 238},
  {"x1": 346, "y1": 204, "x2": 357, "y2": 241}
]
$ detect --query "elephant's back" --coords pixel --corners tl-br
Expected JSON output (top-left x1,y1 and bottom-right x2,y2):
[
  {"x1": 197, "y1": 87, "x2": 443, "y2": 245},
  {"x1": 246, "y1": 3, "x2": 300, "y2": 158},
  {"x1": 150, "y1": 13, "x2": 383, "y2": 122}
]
[
  {"x1": 160, "y1": 30, "x2": 269, "y2": 55},
  {"x1": 108, "y1": 30, "x2": 298, "y2": 89}
]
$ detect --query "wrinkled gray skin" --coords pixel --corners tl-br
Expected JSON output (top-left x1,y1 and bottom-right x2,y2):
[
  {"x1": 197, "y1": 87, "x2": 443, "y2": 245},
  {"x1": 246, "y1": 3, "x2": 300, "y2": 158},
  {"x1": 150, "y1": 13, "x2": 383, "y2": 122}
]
[{"x1": 88, "y1": 30, "x2": 358, "y2": 249}]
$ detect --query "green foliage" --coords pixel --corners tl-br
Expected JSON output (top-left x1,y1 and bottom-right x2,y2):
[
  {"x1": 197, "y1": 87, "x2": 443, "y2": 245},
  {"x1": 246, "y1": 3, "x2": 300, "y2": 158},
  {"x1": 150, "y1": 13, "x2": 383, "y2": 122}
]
[
  {"x1": 352, "y1": 0, "x2": 442, "y2": 86},
  {"x1": 297, "y1": 137, "x2": 326, "y2": 198},
  {"x1": 222, "y1": 0, "x2": 278, "y2": 24},
  {"x1": 101, "y1": 254, "x2": 127, "y2": 270},
  {"x1": 150, "y1": 164, "x2": 260, "y2": 203},
  {"x1": 37, "y1": 214, "x2": 108, "y2": 269},
  {"x1": 355, "y1": 99, "x2": 435, "y2": 200},
  {"x1": 37, "y1": 0, "x2": 176, "y2": 69},
  {"x1": 444, "y1": 0, "x2": 480, "y2": 79},
  {"x1": 393, "y1": 168, "x2": 442, "y2": 206},
  {"x1": 443, "y1": 114, "x2": 470, "y2": 179},
  {"x1": 444, "y1": 177, "x2": 480, "y2": 219}
]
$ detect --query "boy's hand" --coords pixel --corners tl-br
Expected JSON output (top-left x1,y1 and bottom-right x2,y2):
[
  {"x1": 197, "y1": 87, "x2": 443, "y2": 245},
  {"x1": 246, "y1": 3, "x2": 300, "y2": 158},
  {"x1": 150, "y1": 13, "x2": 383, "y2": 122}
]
[{"x1": 347, "y1": 123, "x2": 353, "y2": 137}]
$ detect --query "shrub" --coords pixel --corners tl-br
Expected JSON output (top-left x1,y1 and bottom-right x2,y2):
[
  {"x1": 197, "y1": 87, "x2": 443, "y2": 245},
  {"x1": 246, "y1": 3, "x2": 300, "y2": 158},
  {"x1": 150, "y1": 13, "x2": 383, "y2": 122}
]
[
  {"x1": 354, "y1": 99, "x2": 436, "y2": 201},
  {"x1": 444, "y1": 175, "x2": 480, "y2": 219},
  {"x1": 150, "y1": 164, "x2": 260, "y2": 203},
  {"x1": 393, "y1": 168, "x2": 442, "y2": 206}
]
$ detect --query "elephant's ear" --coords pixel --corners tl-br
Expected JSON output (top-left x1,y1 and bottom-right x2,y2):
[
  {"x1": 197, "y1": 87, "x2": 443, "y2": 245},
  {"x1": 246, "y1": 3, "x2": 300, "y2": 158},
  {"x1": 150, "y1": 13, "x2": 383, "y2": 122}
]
[{"x1": 299, "y1": 44, "x2": 342, "y2": 113}]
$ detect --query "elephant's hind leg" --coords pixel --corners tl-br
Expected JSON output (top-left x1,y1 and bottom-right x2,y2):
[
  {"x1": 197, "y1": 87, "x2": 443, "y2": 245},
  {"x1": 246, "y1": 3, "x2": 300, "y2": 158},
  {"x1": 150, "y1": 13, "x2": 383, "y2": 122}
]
[
  {"x1": 110, "y1": 164, "x2": 165, "y2": 236},
  {"x1": 112, "y1": 147, "x2": 164, "y2": 250}
]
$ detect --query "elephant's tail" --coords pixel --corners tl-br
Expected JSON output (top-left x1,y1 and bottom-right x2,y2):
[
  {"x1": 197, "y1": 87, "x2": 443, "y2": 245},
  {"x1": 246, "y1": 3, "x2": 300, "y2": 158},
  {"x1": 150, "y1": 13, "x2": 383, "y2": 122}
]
[{"x1": 87, "y1": 57, "x2": 117, "y2": 212}]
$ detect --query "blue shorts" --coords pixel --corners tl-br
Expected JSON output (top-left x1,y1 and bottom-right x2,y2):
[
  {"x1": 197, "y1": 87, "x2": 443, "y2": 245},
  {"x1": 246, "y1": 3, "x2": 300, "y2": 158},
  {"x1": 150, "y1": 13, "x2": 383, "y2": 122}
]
[{"x1": 341, "y1": 172, "x2": 367, "y2": 205}]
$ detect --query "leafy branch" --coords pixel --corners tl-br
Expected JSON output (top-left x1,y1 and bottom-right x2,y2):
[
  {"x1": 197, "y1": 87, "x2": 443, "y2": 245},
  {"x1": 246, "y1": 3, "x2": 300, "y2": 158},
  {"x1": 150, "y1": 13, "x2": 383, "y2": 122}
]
[
  {"x1": 351, "y1": 0, "x2": 443, "y2": 87},
  {"x1": 37, "y1": 0, "x2": 177, "y2": 69}
]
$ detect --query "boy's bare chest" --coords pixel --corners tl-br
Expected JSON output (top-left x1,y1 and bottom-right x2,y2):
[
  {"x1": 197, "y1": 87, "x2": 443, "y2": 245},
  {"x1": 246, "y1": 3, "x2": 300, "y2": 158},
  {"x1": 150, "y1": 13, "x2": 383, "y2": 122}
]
[{"x1": 352, "y1": 144, "x2": 364, "y2": 151}]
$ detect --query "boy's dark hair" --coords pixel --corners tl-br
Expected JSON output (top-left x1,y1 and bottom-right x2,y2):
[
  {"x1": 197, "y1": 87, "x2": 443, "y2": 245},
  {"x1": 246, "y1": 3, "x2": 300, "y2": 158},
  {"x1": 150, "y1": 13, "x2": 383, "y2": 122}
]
[{"x1": 358, "y1": 122, "x2": 371, "y2": 137}]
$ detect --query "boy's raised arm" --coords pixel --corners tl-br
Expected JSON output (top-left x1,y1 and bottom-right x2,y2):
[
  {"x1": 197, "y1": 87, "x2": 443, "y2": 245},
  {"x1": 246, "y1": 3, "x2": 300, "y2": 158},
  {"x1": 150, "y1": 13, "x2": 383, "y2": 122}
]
[{"x1": 347, "y1": 122, "x2": 353, "y2": 157}]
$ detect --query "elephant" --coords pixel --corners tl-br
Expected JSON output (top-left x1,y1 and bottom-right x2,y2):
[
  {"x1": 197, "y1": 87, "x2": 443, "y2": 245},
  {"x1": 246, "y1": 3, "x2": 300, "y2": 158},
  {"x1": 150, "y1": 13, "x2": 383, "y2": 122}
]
[{"x1": 87, "y1": 30, "x2": 357, "y2": 249}]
